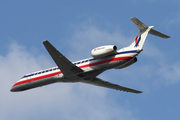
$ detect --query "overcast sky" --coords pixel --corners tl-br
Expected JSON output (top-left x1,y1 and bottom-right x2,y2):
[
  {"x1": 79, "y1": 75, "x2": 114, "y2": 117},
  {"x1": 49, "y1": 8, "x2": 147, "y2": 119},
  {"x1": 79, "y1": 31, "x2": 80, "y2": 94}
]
[{"x1": 1, "y1": 0, "x2": 180, "y2": 120}]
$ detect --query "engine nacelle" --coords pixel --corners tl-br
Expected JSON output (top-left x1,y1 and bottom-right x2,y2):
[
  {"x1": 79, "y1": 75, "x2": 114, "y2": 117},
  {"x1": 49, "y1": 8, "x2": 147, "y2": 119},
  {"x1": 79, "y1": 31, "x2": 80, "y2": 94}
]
[
  {"x1": 115, "y1": 57, "x2": 137, "y2": 69},
  {"x1": 91, "y1": 45, "x2": 117, "y2": 58}
]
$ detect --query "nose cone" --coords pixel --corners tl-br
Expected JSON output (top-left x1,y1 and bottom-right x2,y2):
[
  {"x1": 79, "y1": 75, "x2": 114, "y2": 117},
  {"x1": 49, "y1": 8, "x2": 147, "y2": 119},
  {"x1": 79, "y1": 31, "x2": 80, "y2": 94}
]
[
  {"x1": 10, "y1": 84, "x2": 30, "y2": 92},
  {"x1": 10, "y1": 86, "x2": 18, "y2": 92},
  {"x1": 10, "y1": 85, "x2": 21, "y2": 92}
]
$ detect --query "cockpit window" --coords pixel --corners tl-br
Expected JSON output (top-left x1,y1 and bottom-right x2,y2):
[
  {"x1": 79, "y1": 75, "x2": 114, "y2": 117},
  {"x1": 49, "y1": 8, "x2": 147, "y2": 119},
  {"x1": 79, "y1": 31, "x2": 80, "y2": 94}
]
[{"x1": 22, "y1": 75, "x2": 27, "y2": 78}]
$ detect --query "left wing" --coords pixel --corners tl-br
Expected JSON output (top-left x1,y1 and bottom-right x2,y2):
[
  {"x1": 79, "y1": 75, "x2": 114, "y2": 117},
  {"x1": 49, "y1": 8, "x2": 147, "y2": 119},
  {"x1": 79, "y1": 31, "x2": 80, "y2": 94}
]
[
  {"x1": 43, "y1": 40, "x2": 83, "y2": 77},
  {"x1": 82, "y1": 77, "x2": 142, "y2": 94}
]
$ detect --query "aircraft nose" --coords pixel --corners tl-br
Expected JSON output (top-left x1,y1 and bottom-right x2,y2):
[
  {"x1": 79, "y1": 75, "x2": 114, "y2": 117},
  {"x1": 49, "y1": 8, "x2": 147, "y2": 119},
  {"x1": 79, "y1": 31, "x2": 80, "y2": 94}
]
[
  {"x1": 10, "y1": 86, "x2": 19, "y2": 92},
  {"x1": 10, "y1": 87, "x2": 15, "y2": 92}
]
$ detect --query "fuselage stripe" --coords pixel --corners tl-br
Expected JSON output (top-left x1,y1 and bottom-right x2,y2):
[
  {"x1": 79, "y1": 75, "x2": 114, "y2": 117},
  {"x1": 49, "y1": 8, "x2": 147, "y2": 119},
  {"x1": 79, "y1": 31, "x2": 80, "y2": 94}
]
[{"x1": 12, "y1": 56, "x2": 134, "y2": 87}]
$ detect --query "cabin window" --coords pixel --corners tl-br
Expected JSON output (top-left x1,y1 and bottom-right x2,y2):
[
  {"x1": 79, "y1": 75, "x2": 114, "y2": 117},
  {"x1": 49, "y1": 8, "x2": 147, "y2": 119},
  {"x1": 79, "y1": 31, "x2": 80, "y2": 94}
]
[
  {"x1": 31, "y1": 74, "x2": 34, "y2": 76},
  {"x1": 89, "y1": 59, "x2": 93, "y2": 61}
]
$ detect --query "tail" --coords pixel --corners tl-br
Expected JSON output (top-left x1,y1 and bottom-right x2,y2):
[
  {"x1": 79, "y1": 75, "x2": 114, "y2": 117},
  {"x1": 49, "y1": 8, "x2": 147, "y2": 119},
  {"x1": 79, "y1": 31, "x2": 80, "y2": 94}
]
[{"x1": 128, "y1": 17, "x2": 170, "y2": 49}]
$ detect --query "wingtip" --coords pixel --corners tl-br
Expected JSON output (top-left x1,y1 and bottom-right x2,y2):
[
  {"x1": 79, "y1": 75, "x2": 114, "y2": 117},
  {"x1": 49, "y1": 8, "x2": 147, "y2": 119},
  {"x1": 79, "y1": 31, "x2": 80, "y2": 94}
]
[
  {"x1": 43, "y1": 40, "x2": 49, "y2": 45},
  {"x1": 130, "y1": 17, "x2": 136, "y2": 20},
  {"x1": 43, "y1": 40, "x2": 48, "y2": 42},
  {"x1": 166, "y1": 36, "x2": 170, "y2": 39},
  {"x1": 138, "y1": 91, "x2": 143, "y2": 94}
]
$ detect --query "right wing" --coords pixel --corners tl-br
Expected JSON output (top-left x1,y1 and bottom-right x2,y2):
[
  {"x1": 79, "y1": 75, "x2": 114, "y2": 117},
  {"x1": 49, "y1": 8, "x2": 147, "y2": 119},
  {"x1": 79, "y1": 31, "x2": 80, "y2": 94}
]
[
  {"x1": 82, "y1": 77, "x2": 142, "y2": 94},
  {"x1": 43, "y1": 40, "x2": 83, "y2": 77}
]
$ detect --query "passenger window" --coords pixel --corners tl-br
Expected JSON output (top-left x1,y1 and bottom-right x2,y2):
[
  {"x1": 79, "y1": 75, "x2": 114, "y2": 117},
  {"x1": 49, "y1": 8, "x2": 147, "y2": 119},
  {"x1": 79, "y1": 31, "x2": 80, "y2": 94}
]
[{"x1": 89, "y1": 59, "x2": 93, "y2": 61}]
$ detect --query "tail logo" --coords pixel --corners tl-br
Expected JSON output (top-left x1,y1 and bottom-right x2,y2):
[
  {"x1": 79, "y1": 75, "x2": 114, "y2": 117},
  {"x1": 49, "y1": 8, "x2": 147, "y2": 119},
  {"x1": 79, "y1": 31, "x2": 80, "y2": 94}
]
[{"x1": 134, "y1": 35, "x2": 141, "y2": 47}]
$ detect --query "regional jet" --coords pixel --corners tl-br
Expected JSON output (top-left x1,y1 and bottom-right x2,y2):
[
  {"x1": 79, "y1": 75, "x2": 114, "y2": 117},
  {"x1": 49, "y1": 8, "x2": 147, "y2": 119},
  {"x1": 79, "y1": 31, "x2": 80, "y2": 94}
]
[{"x1": 10, "y1": 17, "x2": 170, "y2": 93}]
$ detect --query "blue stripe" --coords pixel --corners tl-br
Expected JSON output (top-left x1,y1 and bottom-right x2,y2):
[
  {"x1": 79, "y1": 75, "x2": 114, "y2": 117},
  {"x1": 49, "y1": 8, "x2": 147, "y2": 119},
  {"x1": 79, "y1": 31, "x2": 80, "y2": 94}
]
[
  {"x1": 135, "y1": 36, "x2": 141, "y2": 47},
  {"x1": 117, "y1": 50, "x2": 138, "y2": 55}
]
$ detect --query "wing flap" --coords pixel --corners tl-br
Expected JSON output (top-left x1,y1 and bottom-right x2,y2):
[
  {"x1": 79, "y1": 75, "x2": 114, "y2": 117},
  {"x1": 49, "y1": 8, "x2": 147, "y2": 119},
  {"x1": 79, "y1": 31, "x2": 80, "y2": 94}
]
[
  {"x1": 82, "y1": 77, "x2": 142, "y2": 94},
  {"x1": 43, "y1": 40, "x2": 83, "y2": 76}
]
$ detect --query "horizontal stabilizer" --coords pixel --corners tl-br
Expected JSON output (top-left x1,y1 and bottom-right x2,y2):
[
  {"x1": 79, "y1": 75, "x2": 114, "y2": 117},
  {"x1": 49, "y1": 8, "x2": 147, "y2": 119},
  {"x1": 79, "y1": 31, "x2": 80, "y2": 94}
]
[
  {"x1": 149, "y1": 29, "x2": 170, "y2": 38},
  {"x1": 130, "y1": 17, "x2": 148, "y2": 30},
  {"x1": 130, "y1": 17, "x2": 170, "y2": 39}
]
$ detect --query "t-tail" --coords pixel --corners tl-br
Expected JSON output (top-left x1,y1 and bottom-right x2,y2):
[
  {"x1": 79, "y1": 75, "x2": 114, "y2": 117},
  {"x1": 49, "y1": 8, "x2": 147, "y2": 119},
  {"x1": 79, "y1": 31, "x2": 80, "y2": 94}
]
[{"x1": 128, "y1": 17, "x2": 170, "y2": 50}]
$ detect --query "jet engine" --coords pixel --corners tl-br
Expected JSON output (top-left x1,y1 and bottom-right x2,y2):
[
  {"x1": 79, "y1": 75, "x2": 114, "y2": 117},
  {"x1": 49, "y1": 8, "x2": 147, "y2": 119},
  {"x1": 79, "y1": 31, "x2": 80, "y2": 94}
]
[{"x1": 91, "y1": 45, "x2": 117, "y2": 58}]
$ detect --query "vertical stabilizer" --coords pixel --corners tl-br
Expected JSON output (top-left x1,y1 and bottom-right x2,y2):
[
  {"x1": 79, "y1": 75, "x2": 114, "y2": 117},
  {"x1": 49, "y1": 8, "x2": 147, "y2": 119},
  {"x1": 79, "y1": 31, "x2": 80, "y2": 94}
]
[
  {"x1": 128, "y1": 26, "x2": 154, "y2": 49},
  {"x1": 128, "y1": 17, "x2": 170, "y2": 50}
]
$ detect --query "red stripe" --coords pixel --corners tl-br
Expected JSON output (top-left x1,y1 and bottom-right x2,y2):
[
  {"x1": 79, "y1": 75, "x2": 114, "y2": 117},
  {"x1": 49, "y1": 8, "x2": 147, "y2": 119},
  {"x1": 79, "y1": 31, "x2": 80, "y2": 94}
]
[
  {"x1": 12, "y1": 56, "x2": 133, "y2": 87},
  {"x1": 80, "y1": 56, "x2": 132, "y2": 68}
]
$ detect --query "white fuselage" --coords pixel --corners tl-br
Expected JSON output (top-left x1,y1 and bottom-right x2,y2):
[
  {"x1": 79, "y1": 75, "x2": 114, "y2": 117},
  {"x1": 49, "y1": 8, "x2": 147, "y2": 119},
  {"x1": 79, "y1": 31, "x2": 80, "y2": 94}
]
[
  {"x1": 11, "y1": 49, "x2": 139, "y2": 92},
  {"x1": 10, "y1": 17, "x2": 170, "y2": 93}
]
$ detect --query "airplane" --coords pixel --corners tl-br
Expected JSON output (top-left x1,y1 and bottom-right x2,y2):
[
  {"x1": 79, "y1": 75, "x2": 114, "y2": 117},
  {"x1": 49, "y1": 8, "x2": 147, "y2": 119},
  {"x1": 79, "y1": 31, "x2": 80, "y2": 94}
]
[{"x1": 10, "y1": 17, "x2": 170, "y2": 93}]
